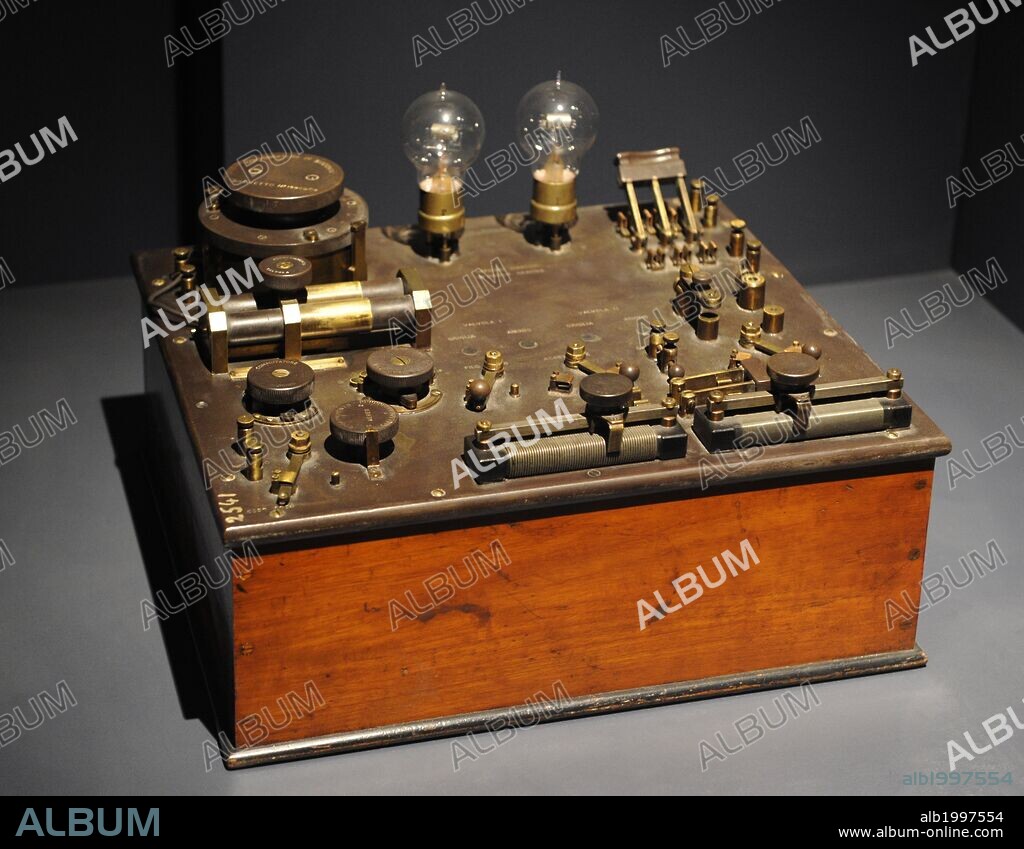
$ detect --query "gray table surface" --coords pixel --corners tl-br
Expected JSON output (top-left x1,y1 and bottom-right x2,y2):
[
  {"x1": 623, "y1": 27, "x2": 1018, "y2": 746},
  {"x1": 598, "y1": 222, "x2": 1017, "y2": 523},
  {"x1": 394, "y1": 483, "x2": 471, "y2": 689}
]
[{"x1": 1, "y1": 268, "x2": 1021, "y2": 795}]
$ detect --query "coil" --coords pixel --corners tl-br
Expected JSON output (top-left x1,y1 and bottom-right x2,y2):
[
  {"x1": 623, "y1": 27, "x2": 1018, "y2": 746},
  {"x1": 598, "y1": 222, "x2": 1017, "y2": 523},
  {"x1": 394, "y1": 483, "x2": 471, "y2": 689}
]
[{"x1": 505, "y1": 426, "x2": 659, "y2": 478}]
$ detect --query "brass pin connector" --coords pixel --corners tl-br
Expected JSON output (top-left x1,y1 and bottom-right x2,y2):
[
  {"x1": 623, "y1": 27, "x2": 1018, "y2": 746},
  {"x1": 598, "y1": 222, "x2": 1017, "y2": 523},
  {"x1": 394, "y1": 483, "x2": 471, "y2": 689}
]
[
  {"x1": 728, "y1": 219, "x2": 746, "y2": 258},
  {"x1": 745, "y1": 239, "x2": 762, "y2": 273},
  {"x1": 702, "y1": 194, "x2": 719, "y2": 228}
]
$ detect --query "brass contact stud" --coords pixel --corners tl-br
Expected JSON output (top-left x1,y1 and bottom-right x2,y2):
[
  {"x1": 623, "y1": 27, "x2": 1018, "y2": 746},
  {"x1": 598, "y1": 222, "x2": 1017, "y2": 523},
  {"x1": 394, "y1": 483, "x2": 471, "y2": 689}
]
[
  {"x1": 669, "y1": 376, "x2": 686, "y2": 402},
  {"x1": 173, "y1": 246, "x2": 191, "y2": 274},
  {"x1": 886, "y1": 367, "x2": 904, "y2": 399},
  {"x1": 728, "y1": 219, "x2": 746, "y2": 258},
  {"x1": 661, "y1": 397, "x2": 678, "y2": 427},
  {"x1": 288, "y1": 430, "x2": 312, "y2": 455},
  {"x1": 762, "y1": 304, "x2": 785, "y2": 334},
  {"x1": 739, "y1": 320, "x2": 762, "y2": 347},
  {"x1": 746, "y1": 239, "x2": 762, "y2": 273},
  {"x1": 246, "y1": 442, "x2": 265, "y2": 481},
  {"x1": 475, "y1": 420, "x2": 492, "y2": 438},
  {"x1": 483, "y1": 349, "x2": 505, "y2": 373},
  {"x1": 680, "y1": 390, "x2": 697, "y2": 415},
  {"x1": 180, "y1": 262, "x2": 197, "y2": 292},
  {"x1": 738, "y1": 271, "x2": 766, "y2": 311},
  {"x1": 703, "y1": 194, "x2": 720, "y2": 228},
  {"x1": 509, "y1": 382, "x2": 521, "y2": 398},
  {"x1": 708, "y1": 390, "x2": 726, "y2": 422},
  {"x1": 696, "y1": 311, "x2": 720, "y2": 341},
  {"x1": 564, "y1": 342, "x2": 586, "y2": 367},
  {"x1": 236, "y1": 414, "x2": 255, "y2": 443},
  {"x1": 689, "y1": 179, "x2": 705, "y2": 215}
]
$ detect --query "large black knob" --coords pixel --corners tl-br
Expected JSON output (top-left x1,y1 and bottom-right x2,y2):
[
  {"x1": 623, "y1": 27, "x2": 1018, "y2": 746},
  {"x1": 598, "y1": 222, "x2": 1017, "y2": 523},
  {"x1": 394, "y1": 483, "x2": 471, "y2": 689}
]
[
  {"x1": 258, "y1": 255, "x2": 313, "y2": 293},
  {"x1": 330, "y1": 399, "x2": 400, "y2": 446},
  {"x1": 365, "y1": 348, "x2": 435, "y2": 392},
  {"x1": 247, "y1": 359, "x2": 315, "y2": 407},
  {"x1": 580, "y1": 372, "x2": 634, "y2": 412},
  {"x1": 766, "y1": 352, "x2": 820, "y2": 393}
]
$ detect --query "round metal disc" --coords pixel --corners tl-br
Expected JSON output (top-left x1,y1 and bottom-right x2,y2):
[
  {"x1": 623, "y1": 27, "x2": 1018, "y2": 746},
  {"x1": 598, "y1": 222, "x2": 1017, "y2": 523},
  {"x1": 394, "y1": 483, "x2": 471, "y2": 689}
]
[
  {"x1": 330, "y1": 400, "x2": 400, "y2": 446},
  {"x1": 766, "y1": 352, "x2": 820, "y2": 391},
  {"x1": 258, "y1": 255, "x2": 313, "y2": 293},
  {"x1": 223, "y1": 154, "x2": 345, "y2": 215},
  {"x1": 246, "y1": 359, "x2": 315, "y2": 406},
  {"x1": 366, "y1": 348, "x2": 435, "y2": 391},
  {"x1": 580, "y1": 372, "x2": 634, "y2": 410}
]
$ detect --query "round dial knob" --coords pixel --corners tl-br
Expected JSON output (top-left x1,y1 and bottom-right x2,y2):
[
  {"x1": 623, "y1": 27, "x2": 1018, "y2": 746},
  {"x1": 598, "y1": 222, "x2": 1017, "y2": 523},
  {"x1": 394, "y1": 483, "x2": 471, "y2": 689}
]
[
  {"x1": 766, "y1": 352, "x2": 820, "y2": 392},
  {"x1": 246, "y1": 359, "x2": 315, "y2": 406},
  {"x1": 258, "y1": 255, "x2": 313, "y2": 293},
  {"x1": 222, "y1": 153, "x2": 344, "y2": 215},
  {"x1": 580, "y1": 372, "x2": 634, "y2": 411},
  {"x1": 365, "y1": 348, "x2": 435, "y2": 392},
  {"x1": 330, "y1": 400, "x2": 400, "y2": 446}
]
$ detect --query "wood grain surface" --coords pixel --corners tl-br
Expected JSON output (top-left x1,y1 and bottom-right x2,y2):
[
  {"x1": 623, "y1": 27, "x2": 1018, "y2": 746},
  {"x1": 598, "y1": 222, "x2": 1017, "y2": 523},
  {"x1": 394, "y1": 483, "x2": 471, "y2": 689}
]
[{"x1": 232, "y1": 465, "x2": 934, "y2": 744}]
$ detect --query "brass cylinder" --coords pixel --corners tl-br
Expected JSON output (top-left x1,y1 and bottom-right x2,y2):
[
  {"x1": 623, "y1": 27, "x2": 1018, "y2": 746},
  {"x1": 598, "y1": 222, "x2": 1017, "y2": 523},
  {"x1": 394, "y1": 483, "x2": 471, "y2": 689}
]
[
  {"x1": 703, "y1": 194, "x2": 719, "y2": 228},
  {"x1": 300, "y1": 298, "x2": 374, "y2": 339},
  {"x1": 689, "y1": 179, "x2": 704, "y2": 216},
  {"x1": 531, "y1": 175, "x2": 577, "y2": 226},
  {"x1": 728, "y1": 219, "x2": 746, "y2": 258},
  {"x1": 762, "y1": 304, "x2": 785, "y2": 334},
  {"x1": 738, "y1": 272, "x2": 766, "y2": 311},
  {"x1": 746, "y1": 239, "x2": 762, "y2": 273},
  {"x1": 696, "y1": 311, "x2": 719, "y2": 341},
  {"x1": 418, "y1": 185, "x2": 464, "y2": 236}
]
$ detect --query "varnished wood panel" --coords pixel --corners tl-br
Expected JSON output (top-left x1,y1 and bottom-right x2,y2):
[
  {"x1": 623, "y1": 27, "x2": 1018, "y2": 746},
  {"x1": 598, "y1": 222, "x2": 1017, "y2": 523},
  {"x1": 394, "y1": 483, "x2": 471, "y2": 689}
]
[{"x1": 232, "y1": 465, "x2": 933, "y2": 744}]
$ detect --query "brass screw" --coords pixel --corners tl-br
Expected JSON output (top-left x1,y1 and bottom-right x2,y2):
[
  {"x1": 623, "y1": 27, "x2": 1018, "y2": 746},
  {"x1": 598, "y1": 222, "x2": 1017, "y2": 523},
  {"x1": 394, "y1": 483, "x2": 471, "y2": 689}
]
[
  {"x1": 303, "y1": 229, "x2": 319, "y2": 242},
  {"x1": 475, "y1": 420, "x2": 492, "y2": 438},
  {"x1": 509, "y1": 383, "x2": 521, "y2": 398},
  {"x1": 739, "y1": 321, "x2": 762, "y2": 347},
  {"x1": 564, "y1": 341, "x2": 586, "y2": 367},
  {"x1": 239, "y1": 643, "x2": 254, "y2": 656},
  {"x1": 483, "y1": 349, "x2": 504, "y2": 373}
]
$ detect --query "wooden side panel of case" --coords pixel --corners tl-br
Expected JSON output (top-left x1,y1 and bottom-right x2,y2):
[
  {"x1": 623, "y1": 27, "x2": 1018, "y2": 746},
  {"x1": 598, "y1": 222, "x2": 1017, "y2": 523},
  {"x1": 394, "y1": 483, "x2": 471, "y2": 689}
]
[{"x1": 232, "y1": 465, "x2": 933, "y2": 744}]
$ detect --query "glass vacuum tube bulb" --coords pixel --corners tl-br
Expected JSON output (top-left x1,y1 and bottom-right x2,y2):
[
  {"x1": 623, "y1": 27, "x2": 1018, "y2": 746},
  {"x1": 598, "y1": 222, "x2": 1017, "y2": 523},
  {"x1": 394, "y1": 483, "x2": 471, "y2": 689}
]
[
  {"x1": 402, "y1": 83, "x2": 485, "y2": 194},
  {"x1": 516, "y1": 72, "x2": 599, "y2": 185}
]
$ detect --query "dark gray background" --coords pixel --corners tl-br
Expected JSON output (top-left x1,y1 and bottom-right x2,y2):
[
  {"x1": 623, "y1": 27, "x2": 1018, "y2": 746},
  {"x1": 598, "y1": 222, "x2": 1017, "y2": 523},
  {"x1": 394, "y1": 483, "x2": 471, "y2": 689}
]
[
  {"x1": 1, "y1": 0, "x2": 1022, "y2": 796},
  {"x1": 2, "y1": 0, "x2": 1017, "y2": 302}
]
